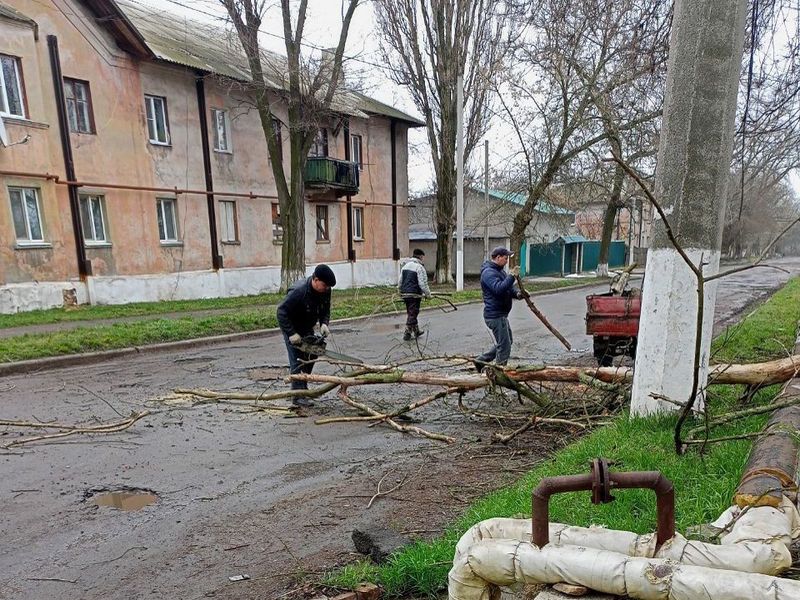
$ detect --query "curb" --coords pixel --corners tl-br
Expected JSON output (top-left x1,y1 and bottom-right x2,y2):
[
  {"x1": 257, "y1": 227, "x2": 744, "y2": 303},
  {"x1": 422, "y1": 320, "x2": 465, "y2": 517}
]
[{"x1": 0, "y1": 278, "x2": 609, "y2": 377}]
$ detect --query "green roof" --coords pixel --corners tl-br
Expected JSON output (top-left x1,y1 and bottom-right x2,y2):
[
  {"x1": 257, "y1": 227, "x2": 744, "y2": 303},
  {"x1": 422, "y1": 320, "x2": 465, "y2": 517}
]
[{"x1": 485, "y1": 189, "x2": 574, "y2": 216}]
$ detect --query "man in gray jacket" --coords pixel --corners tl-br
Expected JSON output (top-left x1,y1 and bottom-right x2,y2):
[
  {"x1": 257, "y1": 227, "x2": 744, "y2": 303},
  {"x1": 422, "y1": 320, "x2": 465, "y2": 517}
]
[{"x1": 398, "y1": 248, "x2": 431, "y2": 340}]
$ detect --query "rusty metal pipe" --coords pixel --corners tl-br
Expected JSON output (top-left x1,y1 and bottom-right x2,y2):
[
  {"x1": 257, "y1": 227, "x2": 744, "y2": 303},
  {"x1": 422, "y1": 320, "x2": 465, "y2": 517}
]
[
  {"x1": 532, "y1": 462, "x2": 674, "y2": 550},
  {"x1": 0, "y1": 170, "x2": 412, "y2": 208}
]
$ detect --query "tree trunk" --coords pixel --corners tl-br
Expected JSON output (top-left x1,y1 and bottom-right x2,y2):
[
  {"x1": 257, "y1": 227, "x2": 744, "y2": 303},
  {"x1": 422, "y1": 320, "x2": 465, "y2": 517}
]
[
  {"x1": 434, "y1": 144, "x2": 456, "y2": 283},
  {"x1": 597, "y1": 203, "x2": 618, "y2": 277},
  {"x1": 282, "y1": 143, "x2": 307, "y2": 291}
]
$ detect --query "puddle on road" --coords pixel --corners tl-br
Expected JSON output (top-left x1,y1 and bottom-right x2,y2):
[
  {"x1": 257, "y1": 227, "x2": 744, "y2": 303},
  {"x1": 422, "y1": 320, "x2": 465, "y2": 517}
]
[{"x1": 90, "y1": 489, "x2": 158, "y2": 511}]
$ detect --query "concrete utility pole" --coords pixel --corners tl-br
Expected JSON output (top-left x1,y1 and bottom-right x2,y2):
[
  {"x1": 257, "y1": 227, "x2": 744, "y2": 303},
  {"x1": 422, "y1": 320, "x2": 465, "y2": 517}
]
[
  {"x1": 631, "y1": 0, "x2": 749, "y2": 416},
  {"x1": 456, "y1": 75, "x2": 465, "y2": 291},
  {"x1": 484, "y1": 139, "x2": 490, "y2": 260}
]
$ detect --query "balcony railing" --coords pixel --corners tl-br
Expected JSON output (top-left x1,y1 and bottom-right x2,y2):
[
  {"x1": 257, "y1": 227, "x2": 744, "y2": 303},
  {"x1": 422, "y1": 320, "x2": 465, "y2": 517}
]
[{"x1": 304, "y1": 157, "x2": 360, "y2": 196}]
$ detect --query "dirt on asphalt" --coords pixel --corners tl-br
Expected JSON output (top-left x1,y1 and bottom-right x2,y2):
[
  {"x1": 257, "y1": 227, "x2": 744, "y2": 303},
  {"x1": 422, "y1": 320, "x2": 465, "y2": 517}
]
[{"x1": 2, "y1": 258, "x2": 799, "y2": 600}]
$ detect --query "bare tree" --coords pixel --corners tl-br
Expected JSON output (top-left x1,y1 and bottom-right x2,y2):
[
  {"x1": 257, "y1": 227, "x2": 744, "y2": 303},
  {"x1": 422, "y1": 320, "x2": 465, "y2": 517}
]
[
  {"x1": 219, "y1": 0, "x2": 359, "y2": 290},
  {"x1": 495, "y1": 0, "x2": 669, "y2": 261},
  {"x1": 374, "y1": 0, "x2": 517, "y2": 282}
]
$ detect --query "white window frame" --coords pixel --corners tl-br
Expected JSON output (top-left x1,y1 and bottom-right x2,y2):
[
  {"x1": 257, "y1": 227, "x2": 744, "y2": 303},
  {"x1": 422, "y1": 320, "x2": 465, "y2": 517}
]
[
  {"x1": 212, "y1": 108, "x2": 232, "y2": 153},
  {"x1": 79, "y1": 194, "x2": 109, "y2": 245},
  {"x1": 219, "y1": 200, "x2": 238, "y2": 243},
  {"x1": 315, "y1": 204, "x2": 329, "y2": 242},
  {"x1": 0, "y1": 54, "x2": 25, "y2": 118},
  {"x1": 145, "y1": 94, "x2": 170, "y2": 145},
  {"x1": 156, "y1": 197, "x2": 179, "y2": 243},
  {"x1": 271, "y1": 202, "x2": 283, "y2": 244},
  {"x1": 352, "y1": 205, "x2": 364, "y2": 241},
  {"x1": 350, "y1": 133, "x2": 362, "y2": 169},
  {"x1": 9, "y1": 187, "x2": 44, "y2": 244}
]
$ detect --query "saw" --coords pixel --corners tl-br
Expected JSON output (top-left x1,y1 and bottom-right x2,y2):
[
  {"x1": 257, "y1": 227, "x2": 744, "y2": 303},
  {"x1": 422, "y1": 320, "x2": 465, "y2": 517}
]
[{"x1": 295, "y1": 334, "x2": 364, "y2": 364}]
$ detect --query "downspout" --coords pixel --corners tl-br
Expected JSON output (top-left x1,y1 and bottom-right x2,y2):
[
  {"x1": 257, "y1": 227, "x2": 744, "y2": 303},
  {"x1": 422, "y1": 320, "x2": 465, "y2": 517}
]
[
  {"x1": 390, "y1": 120, "x2": 399, "y2": 261},
  {"x1": 344, "y1": 119, "x2": 354, "y2": 262},
  {"x1": 47, "y1": 35, "x2": 90, "y2": 278},
  {"x1": 195, "y1": 72, "x2": 222, "y2": 270}
]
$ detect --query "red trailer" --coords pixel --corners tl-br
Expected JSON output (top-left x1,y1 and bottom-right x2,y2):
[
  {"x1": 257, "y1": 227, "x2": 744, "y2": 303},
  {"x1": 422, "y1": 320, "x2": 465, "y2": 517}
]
[{"x1": 585, "y1": 291, "x2": 641, "y2": 366}]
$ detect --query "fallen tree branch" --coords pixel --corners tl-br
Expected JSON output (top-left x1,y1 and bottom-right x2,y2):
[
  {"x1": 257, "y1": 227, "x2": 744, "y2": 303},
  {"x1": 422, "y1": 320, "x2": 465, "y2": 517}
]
[
  {"x1": 492, "y1": 414, "x2": 587, "y2": 445},
  {"x1": 290, "y1": 354, "x2": 800, "y2": 389},
  {"x1": 3, "y1": 411, "x2": 151, "y2": 449},
  {"x1": 338, "y1": 390, "x2": 455, "y2": 444},
  {"x1": 515, "y1": 276, "x2": 572, "y2": 350}
]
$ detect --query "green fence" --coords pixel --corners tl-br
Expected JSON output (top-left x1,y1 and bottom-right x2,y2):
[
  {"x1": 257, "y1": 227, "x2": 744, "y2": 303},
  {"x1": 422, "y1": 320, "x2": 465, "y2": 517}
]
[{"x1": 528, "y1": 242, "x2": 563, "y2": 276}]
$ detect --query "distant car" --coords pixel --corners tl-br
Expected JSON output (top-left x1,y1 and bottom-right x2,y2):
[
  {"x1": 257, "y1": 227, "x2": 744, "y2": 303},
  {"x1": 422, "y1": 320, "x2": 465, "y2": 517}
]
[{"x1": 585, "y1": 291, "x2": 641, "y2": 366}]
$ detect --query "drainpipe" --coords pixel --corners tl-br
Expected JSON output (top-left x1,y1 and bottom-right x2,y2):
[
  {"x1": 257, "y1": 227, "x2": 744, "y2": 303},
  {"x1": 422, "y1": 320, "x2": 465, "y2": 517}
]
[
  {"x1": 390, "y1": 120, "x2": 399, "y2": 261},
  {"x1": 195, "y1": 72, "x2": 222, "y2": 270},
  {"x1": 47, "y1": 35, "x2": 90, "y2": 278},
  {"x1": 344, "y1": 119, "x2": 354, "y2": 262}
]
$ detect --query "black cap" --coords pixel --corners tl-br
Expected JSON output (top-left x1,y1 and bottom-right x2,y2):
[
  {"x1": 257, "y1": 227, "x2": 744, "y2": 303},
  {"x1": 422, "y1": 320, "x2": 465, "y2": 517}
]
[
  {"x1": 313, "y1": 264, "x2": 337, "y2": 287},
  {"x1": 412, "y1": 248, "x2": 425, "y2": 257},
  {"x1": 491, "y1": 246, "x2": 514, "y2": 258}
]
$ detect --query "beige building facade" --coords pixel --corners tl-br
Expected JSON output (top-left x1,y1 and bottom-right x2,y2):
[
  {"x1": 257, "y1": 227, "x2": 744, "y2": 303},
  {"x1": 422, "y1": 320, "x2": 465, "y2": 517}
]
[{"x1": 0, "y1": 0, "x2": 419, "y2": 313}]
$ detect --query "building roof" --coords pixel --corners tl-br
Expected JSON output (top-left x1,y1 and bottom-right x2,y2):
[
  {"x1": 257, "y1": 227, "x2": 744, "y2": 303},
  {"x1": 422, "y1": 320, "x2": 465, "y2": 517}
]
[
  {"x1": 558, "y1": 234, "x2": 588, "y2": 244},
  {"x1": 113, "y1": 0, "x2": 423, "y2": 125},
  {"x1": 484, "y1": 189, "x2": 574, "y2": 216}
]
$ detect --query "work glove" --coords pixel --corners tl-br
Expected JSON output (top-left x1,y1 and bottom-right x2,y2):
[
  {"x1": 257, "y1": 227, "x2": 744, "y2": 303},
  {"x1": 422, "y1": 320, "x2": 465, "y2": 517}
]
[
  {"x1": 515, "y1": 290, "x2": 524, "y2": 300},
  {"x1": 424, "y1": 293, "x2": 432, "y2": 299},
  {"x1": 289, "y1": 333, "x2": 302, "y2": 346},
  {"x1": 320, "y1": 323, "x2": 331, "y2": 337},
  {"x1": 509, "y1": 266, "x2": 520, "y2": 277}
]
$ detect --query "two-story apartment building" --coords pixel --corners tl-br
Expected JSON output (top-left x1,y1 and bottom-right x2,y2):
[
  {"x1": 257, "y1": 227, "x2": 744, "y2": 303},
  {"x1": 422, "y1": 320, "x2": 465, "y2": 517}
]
[{"x1": 0, "y1": 0, "x2": 422, "y2": 313}]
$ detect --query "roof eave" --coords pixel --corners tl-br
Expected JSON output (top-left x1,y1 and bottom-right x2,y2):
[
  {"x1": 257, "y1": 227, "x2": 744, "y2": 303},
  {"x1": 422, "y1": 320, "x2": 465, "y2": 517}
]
[{"x1": 82, "y1": 0, "x2": 153, "y2": 59}]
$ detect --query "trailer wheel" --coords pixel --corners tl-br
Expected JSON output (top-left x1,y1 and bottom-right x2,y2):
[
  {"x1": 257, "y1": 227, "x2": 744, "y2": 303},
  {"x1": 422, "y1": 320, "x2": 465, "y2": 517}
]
[{"x1": 593, "y1": 338, "x2": 613, "y2": 367}]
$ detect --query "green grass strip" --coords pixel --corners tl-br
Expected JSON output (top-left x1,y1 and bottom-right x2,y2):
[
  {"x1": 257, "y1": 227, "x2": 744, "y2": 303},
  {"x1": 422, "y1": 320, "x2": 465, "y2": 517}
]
[
  {"x1": 0, "y1": 278, "x2": 602, "y2": 362},
  {"x1": 325, "y1": 276, "x2": 800, "y2": 597}
]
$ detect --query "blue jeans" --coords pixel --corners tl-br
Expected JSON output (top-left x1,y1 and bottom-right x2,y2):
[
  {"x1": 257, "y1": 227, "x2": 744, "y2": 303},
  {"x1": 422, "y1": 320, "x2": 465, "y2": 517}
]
[
  {"x1": 477, "y1": 317, "x2": 513, "y2": 366},
  {"x1": 283, "y1": 333, "x2": 316, "y2": 391}
]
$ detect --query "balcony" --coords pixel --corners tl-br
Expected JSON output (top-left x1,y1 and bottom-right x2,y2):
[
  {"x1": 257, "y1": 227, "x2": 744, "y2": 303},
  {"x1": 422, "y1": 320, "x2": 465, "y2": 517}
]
[{"x1": 304, "y1": 157, "x2": 360, "y2": 197}]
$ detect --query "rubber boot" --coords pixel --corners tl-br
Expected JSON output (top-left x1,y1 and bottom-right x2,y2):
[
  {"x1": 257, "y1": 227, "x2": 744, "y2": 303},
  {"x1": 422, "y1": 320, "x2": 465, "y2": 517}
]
[
  {"x1": 403, "y1": 327, "x2": 413, "y2": 341},
  {"x1": 413, "y1": 325, "x2": 423, "y2": 338}
]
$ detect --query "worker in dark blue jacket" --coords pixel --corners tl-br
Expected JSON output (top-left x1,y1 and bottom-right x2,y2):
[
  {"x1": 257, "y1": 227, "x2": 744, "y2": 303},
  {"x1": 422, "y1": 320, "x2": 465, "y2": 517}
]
[
  {"x1": 475, "y1": 247, "x2": 521, "y2": 370},
  {"x1": 277, "y1": 264, "x2": 336, "y2": 407}
]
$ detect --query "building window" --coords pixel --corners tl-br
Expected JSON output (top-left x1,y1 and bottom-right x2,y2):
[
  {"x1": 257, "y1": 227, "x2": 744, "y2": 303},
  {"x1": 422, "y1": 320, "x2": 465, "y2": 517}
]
[
  {"x1": 79, "y1": 194, "x2": 108, "y2": 244},
  {"x1": 350, "y1": 134, "x2": 362, "y2": 169},
  {"x1": 145, "y1": 94, "x2": 170, "y2": 145},
  {"x1": 352, "y1": 205, "x2": 364, "y2": 240},
  {"x1": 212, "y1": 108, "x2": 231, "y2": 152},
  {"x1": 156, "y1": 197, "x2": 179, "y2": 242},
  {"x1": 219, "y1": 200, "x2": 238, "y2": 242},
  {"x1": 271, "y1": 117, "x2": 282, "y2": 160},
  {"x1": 309, "y1": 128, "x2": 328, "y2": 157},
  {"x1": 315, "y1": 204, "x2": 329, "y2": 242},
  {"x1": 9, "y1": 187, "x2": 43, "y2": 243},
  {"x1": 0, "y1": 54, "x2": 25, "y2": 118},
  {"x1": 271, "y1": 202, "x2": 283, "y2": 243},
  {"x1": 64, "y1": 78, "x2": 94, "y2": 134}
]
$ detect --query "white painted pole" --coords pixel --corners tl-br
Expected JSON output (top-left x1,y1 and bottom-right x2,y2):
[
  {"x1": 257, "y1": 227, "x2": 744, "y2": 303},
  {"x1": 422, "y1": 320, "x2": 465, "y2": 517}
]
[
  {"x1": 456, "y1": 75, "x2": 464, "y2": 291},
  {"x1": 484, "y1": 139, "x2": 489, "y2": 260}
]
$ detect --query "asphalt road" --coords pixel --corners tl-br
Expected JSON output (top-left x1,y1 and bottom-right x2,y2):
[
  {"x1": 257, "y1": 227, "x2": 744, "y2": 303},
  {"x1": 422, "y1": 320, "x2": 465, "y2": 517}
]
[{"x1": 1, "y1": 257, "x2": 799, "y2": 600}]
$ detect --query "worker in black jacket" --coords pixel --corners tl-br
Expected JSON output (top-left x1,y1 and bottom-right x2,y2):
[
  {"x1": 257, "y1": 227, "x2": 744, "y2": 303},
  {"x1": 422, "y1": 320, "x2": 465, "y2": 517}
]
[{"x1": 276, "y1": 264, "x2": 336, "y2": 407}]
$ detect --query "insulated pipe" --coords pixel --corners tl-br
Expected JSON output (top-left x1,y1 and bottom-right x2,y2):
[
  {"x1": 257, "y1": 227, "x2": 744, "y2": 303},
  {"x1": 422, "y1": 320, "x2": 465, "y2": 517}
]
[
  {"x1": 448, "y1": 540, "x2": 800, "y2": 600},
  {"x1": 344, "y1": 119, "x2": 354, "y2": 262},
  {"x1": 455, "y1": 516, "x2": 791, "y2": 576},
  {"x1": 390, "y1": 120, "x2": 399, "y2": 261}
]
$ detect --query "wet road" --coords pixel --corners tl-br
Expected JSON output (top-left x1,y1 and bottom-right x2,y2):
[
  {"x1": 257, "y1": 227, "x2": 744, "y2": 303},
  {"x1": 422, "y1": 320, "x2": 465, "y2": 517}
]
[{"x1": 1, "y1": 257, "x2": 798, "y2": 600}]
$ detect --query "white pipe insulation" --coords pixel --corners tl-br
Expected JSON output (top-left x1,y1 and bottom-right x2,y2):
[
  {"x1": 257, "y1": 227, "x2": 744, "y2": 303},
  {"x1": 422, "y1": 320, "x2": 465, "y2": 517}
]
[{"x1": 449, "y1": 498, "x2": 800, "y2": 600}]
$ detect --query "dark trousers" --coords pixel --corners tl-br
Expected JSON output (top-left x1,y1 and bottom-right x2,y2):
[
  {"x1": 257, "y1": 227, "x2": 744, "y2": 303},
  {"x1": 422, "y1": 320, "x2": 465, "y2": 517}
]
[
  {"x1": 477, "y1": 316, "x2": 513, "y2": 366},
  {"x1": 283, "y1": 333, "x2": 316, "y2": 391},
  {"x1": 404, "y1": 297, "x2": 422, "y2": 329}
]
